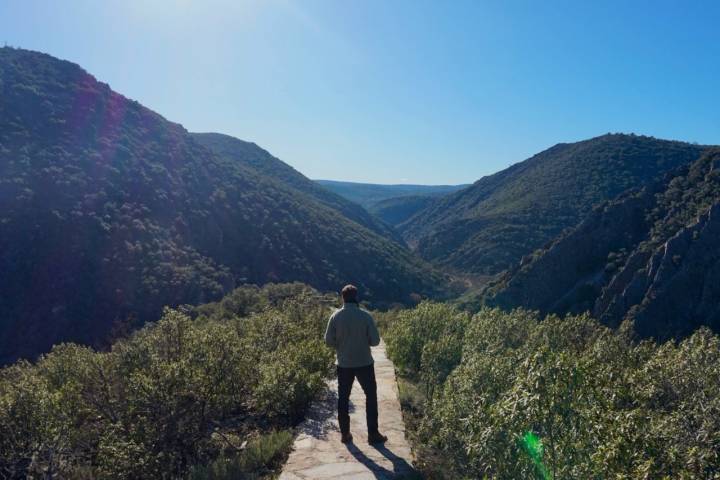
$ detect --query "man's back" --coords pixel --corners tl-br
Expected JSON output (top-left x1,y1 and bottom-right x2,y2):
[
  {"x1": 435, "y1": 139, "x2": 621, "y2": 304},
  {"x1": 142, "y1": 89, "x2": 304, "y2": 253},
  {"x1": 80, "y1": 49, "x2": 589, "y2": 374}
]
[
  {"x1": 325, "y1": 285, "x2": 387, "y2": 445},
  {"x1": 324, "y1": 302, "x2": 380, "y2": 368}
]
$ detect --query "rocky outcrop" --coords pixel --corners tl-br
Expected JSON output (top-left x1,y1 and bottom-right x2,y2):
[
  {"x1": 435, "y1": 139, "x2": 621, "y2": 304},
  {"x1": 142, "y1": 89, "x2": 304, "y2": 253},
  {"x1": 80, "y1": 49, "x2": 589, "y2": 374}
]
[
  {"x1": 484, "y1": 149, "x2": 720, "y2": 340},
  {"x1": 625, "y1": 202, "x2": 720, "y2": 338},
  {"x1": 484, "y1": 187, "x2": 657, "y2": 315}
]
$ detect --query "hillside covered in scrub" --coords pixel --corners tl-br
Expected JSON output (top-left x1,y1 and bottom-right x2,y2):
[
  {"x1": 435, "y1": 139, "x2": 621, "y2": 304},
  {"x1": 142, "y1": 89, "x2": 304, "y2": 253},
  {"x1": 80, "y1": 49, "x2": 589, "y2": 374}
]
[
  {"x1": 191, "y1": 132, "x2": 402, "y2": 242},
  {"x1": 368, "y1": 195, "x2": 438, "y2": 226},
  {"x1": 483, "y1": 148, "x2": 720, "y2": 339},
  {"x1": 2, "y1": 4, "x2": 720, "y2": 479},
  {"x1": 383, "y1": 303, "x2": 720, "y2": 479},
  {"x1": 400, "y1": 134, "x2": 708, "y2": 275},
  {"x1": 0, "y1": 283, "x2": 336, "y2": 479},
  {"x1": 316, "y1": 179, "x2": 467, "y2": 210},
  {"x1": 0, "y1": 47, "x2": 445, "y2": 363}
]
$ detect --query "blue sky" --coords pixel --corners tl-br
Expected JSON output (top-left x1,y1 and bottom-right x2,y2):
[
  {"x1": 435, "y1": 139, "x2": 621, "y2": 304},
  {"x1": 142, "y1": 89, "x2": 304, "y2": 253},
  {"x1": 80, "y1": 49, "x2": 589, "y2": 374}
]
[{"x1": 1, "y1": 0, "x2": 718, "y2": 184}]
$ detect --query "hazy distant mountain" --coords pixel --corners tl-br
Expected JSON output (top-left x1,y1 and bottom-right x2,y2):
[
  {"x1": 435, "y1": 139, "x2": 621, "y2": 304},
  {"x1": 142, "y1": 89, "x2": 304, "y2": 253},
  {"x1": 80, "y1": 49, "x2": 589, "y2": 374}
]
[
  {"x1": 0, "y1": 47, "x2": 445, "y2": 363},
  {"x1": 400, "y1": 134, "x2": 707, "y2": 275},
  {"x1": 483, "y1": 148, "x2": 720, "y2": 340},
  {"x1": 192, "y1": 132, "x2": 402, "y2": 242},
  {"x1": 368, "y1": 195, "x2": 438, "y2": 226},
  {"x1": 315, "y1": 179, "x2": 468, "y2": 209}
]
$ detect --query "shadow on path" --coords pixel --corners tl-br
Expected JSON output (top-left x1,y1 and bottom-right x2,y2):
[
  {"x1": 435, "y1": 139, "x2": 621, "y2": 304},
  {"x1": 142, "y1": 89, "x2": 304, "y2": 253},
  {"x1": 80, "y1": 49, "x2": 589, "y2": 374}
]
[
  {"x1": 280, "y1": 343, "x2": 415, "y2": 480},
  {"x1": 344, "y1": 442, "x2": 417, "y2": 479},
  {"x1": 295, "y1": 387, "x2": 339, "y2": 441}
]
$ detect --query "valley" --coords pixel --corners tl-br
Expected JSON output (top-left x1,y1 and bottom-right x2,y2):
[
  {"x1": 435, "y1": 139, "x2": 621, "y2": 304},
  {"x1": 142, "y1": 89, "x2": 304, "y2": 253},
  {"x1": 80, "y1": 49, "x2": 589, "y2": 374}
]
[
  {"x1": 0, "y1": 47, "x2": 446, "y2": 364},
  {"x1": 1, "y1": 45, "x2": 720, "y2": 479}
]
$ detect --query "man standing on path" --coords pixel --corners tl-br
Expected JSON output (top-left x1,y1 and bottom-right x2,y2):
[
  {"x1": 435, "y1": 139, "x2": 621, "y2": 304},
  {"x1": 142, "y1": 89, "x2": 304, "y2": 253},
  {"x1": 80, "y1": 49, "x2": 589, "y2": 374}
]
[{"x1": 324, "y1": 284, "x2": 388, "y2": 445}]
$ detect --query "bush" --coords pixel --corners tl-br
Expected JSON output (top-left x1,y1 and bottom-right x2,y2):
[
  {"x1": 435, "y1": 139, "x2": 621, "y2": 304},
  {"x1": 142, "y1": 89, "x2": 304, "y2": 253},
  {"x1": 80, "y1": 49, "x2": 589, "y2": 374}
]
[
  {"x1": 187, "y1": 430, "x2": 294, "y2": 480},
  {"x1": 385, "y1": 305, "x2": 720, "y2": 479},
  {"x1": 0, "y1": 284, "x2": 335, "y2": 479},
  {"x1": 252, "y1": 339, "x2": 333, "y2": 422},
  {"x1": 385, "y1": 302, "x2": 469, "y2": 398}
]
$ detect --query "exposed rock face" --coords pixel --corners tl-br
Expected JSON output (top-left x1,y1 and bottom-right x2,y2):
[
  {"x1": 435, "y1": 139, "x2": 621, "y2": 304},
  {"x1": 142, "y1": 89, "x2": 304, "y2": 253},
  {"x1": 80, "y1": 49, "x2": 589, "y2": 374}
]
[
  {"x1": 618, "y1": 202, "x2": 720, "y2": 338},
  {"x1": 484, "y1": 149, "x2": 720, "y2": 340},
  {"x1": 486, "y1": 188, "x2": 657, "y2": 315}
]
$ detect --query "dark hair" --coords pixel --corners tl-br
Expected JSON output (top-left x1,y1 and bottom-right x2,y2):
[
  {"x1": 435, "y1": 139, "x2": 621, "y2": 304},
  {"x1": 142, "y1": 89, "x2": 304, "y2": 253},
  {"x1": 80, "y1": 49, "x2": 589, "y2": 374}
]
[{"x1": 341, "y1": 284, "x2": 358, "y2": 303}]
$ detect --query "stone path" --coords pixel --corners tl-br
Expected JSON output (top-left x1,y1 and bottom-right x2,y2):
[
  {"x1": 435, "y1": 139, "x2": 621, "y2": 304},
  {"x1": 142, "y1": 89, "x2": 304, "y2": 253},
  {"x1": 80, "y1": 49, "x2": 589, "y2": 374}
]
[{"x1": 279, "y1": 342, "x2": 416, "y2": 479}]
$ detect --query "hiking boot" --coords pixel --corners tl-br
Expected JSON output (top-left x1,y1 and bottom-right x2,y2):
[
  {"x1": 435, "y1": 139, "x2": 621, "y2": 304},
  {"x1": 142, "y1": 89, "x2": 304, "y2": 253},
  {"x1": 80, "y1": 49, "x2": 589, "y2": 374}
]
[
  {"x1": 368, "y1": 432, "x2": 388, "y2": 444},
  {"x1": 341, "y1": 432, "x2": 353, "y2": 444}
]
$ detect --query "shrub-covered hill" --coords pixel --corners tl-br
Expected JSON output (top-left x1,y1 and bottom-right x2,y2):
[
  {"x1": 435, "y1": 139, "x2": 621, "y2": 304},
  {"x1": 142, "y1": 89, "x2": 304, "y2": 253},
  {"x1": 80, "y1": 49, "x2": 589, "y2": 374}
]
[
  {"x1": 400, "y1": 134, "x2": 707, "y2": 275},
  {"x1": 368, "y1": 194, "x2": 437, "y2": 226},
  {"x1": 483, "y1": 148, "x2": 720, "y2": 340},
  {"x1": 315, "y1": 179, "x2": 467, "y2": 210},
  {"x1": 0, "y1": 283, "x2": 337, "y2": 479},
  {"x1": 383, "y1": 303, "x2": 720, "y2": 479},
  {"x1": 0, "y1": 47, "x2": 445, "y2": 363},
  {"x1": 191, "y1": 132, "x2": 402, "y2": 243}
]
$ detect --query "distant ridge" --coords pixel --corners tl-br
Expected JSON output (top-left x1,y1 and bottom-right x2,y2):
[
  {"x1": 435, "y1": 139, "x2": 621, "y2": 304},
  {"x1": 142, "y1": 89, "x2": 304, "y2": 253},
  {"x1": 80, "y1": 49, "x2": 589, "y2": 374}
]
[
  {"x1": 368, "y1": 195, "x2": 438, "y2": 226},
  {"x1": 400, "y1": 133, "x2": 707, "y2": 275},
  {"x1": 0, "y1": 47, "x2": 445, "y2": 363},
  {"x1": 315, "y1": 179, "x2": 468, "y2": 209},
  {"x1": 192, "y1": 132, "x2": 403, "y2": 243}
]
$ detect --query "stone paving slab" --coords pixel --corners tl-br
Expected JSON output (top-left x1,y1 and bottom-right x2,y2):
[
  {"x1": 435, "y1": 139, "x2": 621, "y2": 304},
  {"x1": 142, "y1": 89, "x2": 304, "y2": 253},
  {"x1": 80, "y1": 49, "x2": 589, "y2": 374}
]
[{"x1": 280, "y1": 342, "x2": 416, "y2": 479}]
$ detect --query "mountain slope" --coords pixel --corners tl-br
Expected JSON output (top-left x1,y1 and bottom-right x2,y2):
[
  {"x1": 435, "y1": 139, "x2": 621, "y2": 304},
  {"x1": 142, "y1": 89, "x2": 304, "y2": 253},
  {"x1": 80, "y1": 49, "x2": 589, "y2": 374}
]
[
  {"x1": 0, "y1": 47, "x2": 444, "y2": 363},
  {"x1": 368, "y1": 194, "x2": 437, "y2": 226},
  {"x1": 483, "y1": 149, "x2": 720, "y2": 339},
  {"x1": 400, "y1": 134, "x2": 707, "y2": 274},
  {"x1": 315, "y1": 179, "x2": 468, "y2": 209},
  {"x1": 191, "y1": 132, "x2": 402, "y2": 242}
]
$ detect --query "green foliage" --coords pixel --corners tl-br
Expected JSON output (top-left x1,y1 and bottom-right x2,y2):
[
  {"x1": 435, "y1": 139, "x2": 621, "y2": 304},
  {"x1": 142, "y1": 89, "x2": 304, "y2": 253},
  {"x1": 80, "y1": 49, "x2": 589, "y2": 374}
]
[
  {"x1": 643, "y1": 148, "x2": 720, "y2": 252},
  {"x1": 401, "y1": 133, "x2": 707, "y2": 275},
  {"x1": 0, "y1": 47, "x2": 445, "y2": 363},
  {"x1": 0, "y1": 285, "x2": 334, "y2": 479},
  {"x1": 385, "y1": 304, "x2": 720, "y2": 479},
  {"x1": 385, "y1": 302, "x2": 470, "y2": 396},
  {"x1": 192, "y1": 132, "x2": 402, "y2": 243},
  {"x1": 187, "y1": 430, "x2": 294, "y2": 480},
  {"x1": 251, "y1": 338, "x2": 333, "y2": 420},
  {"x1": 481, "y1": 149, "x2": 720, "y2": 339}
]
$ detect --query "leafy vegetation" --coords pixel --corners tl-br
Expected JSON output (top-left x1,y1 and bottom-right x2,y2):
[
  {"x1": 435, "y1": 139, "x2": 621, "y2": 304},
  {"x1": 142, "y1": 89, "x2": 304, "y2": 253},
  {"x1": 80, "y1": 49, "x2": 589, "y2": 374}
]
[
  {"x1": 187, "y1": 430, "x2": 293, "y2": 480},
  {"x1": 4, "y1": 46, "x2": 719, "y2": 480},
  {"x1": 191, "y1": 132, "x2": 402, "y2": 242},
  {"x1": 0, "y1": 284, "x2": 335, "y2": 479},
  {"x1": 0, "y1": 47, "x2": 445, "y2": 363},
  {"x1": 643, "y1": 148, "x2": 720, "y2": 252},
  {"x1": 385, "y1": 302, "x2": 720, "y2": 479},
  {"x1": 400, "y1": 134, "x2": 707, "y2": 275},
  {"x1": 483, "y1": 149, "x2": 720, "y2": 340}
]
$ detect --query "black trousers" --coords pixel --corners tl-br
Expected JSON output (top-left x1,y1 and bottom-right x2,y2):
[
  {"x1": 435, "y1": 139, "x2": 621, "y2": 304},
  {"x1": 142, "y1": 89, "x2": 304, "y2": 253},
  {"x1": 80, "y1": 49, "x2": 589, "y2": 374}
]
[{"x1": 337, "y1": 364, "x2": 379, "y2": 435}]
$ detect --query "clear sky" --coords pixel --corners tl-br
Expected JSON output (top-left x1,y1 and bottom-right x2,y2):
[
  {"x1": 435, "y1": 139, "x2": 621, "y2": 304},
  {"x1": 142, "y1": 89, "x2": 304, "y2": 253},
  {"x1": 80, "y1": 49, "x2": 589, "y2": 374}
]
[{"x1": 1, "y1": 0, "x2": 719, "y2": 184}]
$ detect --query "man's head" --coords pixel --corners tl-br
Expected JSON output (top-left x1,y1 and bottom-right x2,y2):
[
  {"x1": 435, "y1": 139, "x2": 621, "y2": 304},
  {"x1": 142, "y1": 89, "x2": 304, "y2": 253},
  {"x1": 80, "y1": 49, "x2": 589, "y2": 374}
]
[{"x1": 341, "y1": 284, "x2": 358, "y2": 304}]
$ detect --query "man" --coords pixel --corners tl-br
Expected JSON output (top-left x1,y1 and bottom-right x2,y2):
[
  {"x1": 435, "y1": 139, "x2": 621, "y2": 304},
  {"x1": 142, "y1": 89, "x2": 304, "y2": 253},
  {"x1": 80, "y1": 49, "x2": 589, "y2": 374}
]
[{"x1": 324, "y1": 284, "x2": 388, "y2": 445}]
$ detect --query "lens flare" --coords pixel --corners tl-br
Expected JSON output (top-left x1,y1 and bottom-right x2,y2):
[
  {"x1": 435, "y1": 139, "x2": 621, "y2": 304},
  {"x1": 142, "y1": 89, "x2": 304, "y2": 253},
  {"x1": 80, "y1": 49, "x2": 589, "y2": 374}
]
[{"x1": 520, "y1": 431, "x2": 551, "y2": 480}]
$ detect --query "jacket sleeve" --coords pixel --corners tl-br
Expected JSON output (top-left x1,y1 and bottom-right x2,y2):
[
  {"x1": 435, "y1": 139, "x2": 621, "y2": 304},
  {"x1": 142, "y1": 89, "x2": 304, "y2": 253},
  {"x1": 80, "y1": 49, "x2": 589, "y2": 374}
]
[
  {"x1": 367, "y1": 313, "x2": 381, "y2": 347},
  {"x1": 324, "y1": 313, "x2": 337, "y2": 348}
]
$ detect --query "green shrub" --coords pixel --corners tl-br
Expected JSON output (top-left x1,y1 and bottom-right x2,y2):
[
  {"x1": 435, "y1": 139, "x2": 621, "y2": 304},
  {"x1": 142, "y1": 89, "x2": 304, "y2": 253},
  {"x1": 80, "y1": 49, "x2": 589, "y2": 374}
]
[
  {"x1": 386, "y1": 305, "x2": 720, "y2": 479},
  {"x1": 385, "y1": 302, "x2": 469, "y2": 375},
  {"x1": 252, "y1": 339, "x2": 333, "y2": 422},
  {"x1": 0, "y1": 284, "x2": 335, "y2": 479},
  {"x1": 187, "y1": 430, "x2": 294, "y2": 480}
]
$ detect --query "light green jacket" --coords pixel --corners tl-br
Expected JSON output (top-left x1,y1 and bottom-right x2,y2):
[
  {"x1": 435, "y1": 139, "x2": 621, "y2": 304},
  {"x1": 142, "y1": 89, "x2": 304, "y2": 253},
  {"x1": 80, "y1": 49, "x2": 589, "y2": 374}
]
[{"x1": 324, "y1": 302, "x2": 380, "y2": 368}]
